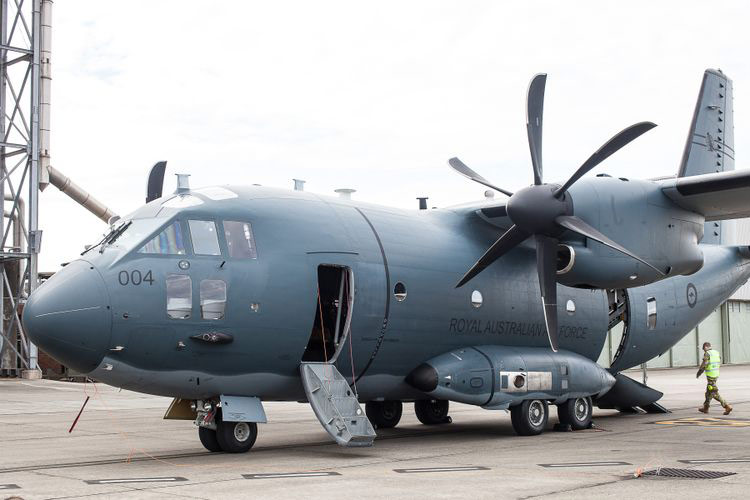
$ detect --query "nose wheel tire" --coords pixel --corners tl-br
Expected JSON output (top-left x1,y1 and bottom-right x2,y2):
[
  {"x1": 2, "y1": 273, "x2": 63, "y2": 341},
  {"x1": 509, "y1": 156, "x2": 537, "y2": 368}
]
[
  {"x1": 198, "y1": 426, "x2": 222, "y2": 452},
  {"x1": 215, "y1": 420, "x2": 258, "y2": 453},
  {"x1": 511, "y1": 399, "x2": 549, "y2": 436},
  {"x1": 414, "y1": 399, "x2": 452, "y2": 425},
  {"x1": 366, "y1": 400, "x2": 403, "y2": 429},
  {"x1": 557, "y1": 396, "x2": 593, "y2": 430}
]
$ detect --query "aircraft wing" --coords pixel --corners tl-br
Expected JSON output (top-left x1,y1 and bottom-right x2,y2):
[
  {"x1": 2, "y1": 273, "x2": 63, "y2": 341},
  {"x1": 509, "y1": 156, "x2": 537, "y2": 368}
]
[{"x1": 661, "y1": 169, "x2": 750, "y2": 221}]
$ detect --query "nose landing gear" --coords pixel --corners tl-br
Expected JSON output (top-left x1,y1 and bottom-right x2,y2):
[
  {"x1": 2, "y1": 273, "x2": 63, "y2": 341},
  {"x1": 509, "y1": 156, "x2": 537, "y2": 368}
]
[{"x1": 195, "y1": 401, "x2": 258, "y2": 453}]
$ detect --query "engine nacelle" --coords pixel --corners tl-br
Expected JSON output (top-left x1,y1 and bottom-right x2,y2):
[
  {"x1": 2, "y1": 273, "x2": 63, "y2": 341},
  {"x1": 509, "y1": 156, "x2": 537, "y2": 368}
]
[
  {"x1": 406, "y1": 346, "x2": 615, "y2": 409},
  {"x1": 557, "y1": 176, "x2": 705, "y2": 289}
]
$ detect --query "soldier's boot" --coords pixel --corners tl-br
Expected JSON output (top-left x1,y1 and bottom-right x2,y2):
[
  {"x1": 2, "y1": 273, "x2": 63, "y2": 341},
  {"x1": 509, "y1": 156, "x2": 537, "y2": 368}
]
[
  {"x1": 698, "y1": 405, "x2": 709, "y2": 414},
  {"x1": 723, "y1": 404, "x2": 733, "y2": 415}
]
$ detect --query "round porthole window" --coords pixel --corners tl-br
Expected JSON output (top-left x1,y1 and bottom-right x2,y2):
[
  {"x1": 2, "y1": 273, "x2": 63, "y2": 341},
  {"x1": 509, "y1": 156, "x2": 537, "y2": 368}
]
[
  {"x1": 471, "y1": 290, "x2": 483, "y2": 308},
  {"x1": 394, "y1": 282, "x2": 407, "y2": 302},
  {"x1": 566, "y1": 299, "x2": 576, "y2": 315}
]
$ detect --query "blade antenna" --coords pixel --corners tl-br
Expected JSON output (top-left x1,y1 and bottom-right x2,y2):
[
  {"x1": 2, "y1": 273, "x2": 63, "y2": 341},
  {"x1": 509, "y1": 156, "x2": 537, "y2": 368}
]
[{"x1": 146, "y1": 161, "x2": 167, "y2": 203}]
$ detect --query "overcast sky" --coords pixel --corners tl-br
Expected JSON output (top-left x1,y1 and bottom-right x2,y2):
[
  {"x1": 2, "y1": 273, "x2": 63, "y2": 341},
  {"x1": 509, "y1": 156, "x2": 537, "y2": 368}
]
[{"x1": 37, "y1": 0, "x2": 750, "y2": 270}]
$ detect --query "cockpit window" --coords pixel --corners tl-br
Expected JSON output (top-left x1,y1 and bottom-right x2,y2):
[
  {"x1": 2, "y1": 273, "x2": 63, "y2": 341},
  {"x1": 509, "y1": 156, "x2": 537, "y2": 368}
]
[
  {"x1": 166, "y1": 274, "x2": 192, "y2": 319},
  {"x1": 200, "y1": 279, "x2": 226, "y2": 320},
  {"x1": 188, "y1": 220, "x2": 221, "y2": 256},
  {"x1": 223, "y1": 221, "x2": 257, "y2": 259},
  {"x1": 97, "y1": 218, "x2": 168, "y2": 252},
  {"x1": 139, "y1": 221, "x2": 187, "y2": 255}
]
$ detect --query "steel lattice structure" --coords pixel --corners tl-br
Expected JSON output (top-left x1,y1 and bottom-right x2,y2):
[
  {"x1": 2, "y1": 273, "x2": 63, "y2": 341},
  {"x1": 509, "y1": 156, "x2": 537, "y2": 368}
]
[{"x1": 0, "y1": 0, "x2": 48, "y2": 376}]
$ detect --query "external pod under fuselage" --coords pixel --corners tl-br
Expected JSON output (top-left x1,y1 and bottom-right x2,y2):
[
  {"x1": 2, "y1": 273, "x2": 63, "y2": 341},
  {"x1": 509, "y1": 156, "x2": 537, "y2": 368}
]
[{"x1": 406, "y1": 346, "x2": 615, "y2": 409}]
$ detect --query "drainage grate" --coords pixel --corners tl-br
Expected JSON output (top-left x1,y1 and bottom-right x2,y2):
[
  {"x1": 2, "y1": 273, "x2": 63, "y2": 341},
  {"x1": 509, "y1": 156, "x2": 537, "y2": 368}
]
[{"x1": 642, "y1": 468, "x2": 735, "y2": 479}]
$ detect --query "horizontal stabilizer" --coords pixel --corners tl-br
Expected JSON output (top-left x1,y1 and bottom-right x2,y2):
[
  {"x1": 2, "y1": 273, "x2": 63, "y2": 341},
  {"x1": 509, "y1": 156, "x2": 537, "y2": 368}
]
[
  {"x1": 594, "y1": 373, "x2": 663, "y2": 410},
  {"x1": 662, "y1": 169, "x2": 750, "y2": 221}
]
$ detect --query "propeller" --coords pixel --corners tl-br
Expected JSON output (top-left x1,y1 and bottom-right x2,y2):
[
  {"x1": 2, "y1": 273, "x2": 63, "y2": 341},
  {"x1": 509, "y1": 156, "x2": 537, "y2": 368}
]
[
  {"x1": 146, "y1": 161, "x2": 168, "y2": 203},
  {"x1": 451, "y1": 73, "x2": 662, "y2": 352}
]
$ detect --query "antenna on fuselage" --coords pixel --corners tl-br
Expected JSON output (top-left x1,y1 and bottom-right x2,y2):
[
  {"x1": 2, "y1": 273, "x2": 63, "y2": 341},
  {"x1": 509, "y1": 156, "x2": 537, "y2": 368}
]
[
  {"x1": 334, "y1": 188, "x2": 356, "y2": 199},
  {"x1": 175, "y1": 174, "x2": 191, "y2": 194},
  {"x1": 293, "y1": 179, "x2": 306, "y2": 191}
]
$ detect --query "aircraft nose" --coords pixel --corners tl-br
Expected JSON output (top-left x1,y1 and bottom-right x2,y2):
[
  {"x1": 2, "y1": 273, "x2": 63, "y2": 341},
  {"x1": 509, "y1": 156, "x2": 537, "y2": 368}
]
[{"x1": 23, "y1": 260, "x2": 111, "y2": 374}]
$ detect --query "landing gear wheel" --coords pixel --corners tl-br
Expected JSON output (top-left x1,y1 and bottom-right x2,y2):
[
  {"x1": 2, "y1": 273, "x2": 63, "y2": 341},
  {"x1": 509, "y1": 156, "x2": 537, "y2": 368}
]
[
  {"x1": 511, "y1": 399, "x2": 549, "y2": 436},
  {"x1": 215, "y1": 420, "x2": 258, "y2": 453},
  {"x1": 198, "y1": 426, "x2": 222, "y2": 452},
  {"x1": 414, "y1": 399, "x2": 451, "y2": 425},
  {"x1": 198, "y1": 427, "x2": 221, "y2": 452},
  {"x1": 557, "y1": 396, "x2": 593, "y2": 431},
  {"x1": 366, "y1": 401, "x2": 403, "y2": 429}
]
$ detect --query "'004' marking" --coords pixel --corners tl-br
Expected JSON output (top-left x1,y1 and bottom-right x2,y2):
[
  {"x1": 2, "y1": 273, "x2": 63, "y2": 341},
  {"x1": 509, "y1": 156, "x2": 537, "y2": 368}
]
[{"x1": 118, "y1": 270, "x2": 154, "y2": 286}]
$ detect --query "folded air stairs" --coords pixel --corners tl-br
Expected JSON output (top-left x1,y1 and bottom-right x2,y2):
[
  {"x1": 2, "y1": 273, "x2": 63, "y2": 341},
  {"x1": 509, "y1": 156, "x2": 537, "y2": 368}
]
[{"x1": 300, "y1": 362, "x2": 376, "y2": 447}]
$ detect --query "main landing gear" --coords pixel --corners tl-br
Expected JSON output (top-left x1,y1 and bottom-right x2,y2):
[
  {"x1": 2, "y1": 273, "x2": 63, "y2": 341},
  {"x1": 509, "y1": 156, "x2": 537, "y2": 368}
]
[
  {"x1": 365, "y1": 400, "x2": 403, "y2": 429},
  {"x1": 510, "y1": 399, "x2": 549, "y2": 436},
  {"x1": 415, "y1": 399, "x2": 452, "y2": 425},
  {"x1": 509, "y1": 397, "x2": 594, "y2": 436},
  {"x1": 196, "y1": 403, "x2": 258, "y2": 453},
  {"x1": 557, "y1": 396, "x2": 593, "y2": 431}
]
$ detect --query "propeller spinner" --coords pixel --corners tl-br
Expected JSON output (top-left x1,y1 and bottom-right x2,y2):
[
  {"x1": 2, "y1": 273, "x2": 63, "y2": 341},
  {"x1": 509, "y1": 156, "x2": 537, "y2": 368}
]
[{"x1": 450, "y1": 73, "x2": 663, "y2": 352}]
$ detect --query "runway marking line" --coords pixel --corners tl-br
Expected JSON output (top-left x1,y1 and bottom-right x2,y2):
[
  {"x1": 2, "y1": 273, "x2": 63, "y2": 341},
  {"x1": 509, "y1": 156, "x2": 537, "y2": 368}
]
[
  {"x1": 652, "y1": 417, "x2": 750, "y2": 427},
  {"x1": 538, "y1": 461, "x2": 632, "y2": 468},
  {"x1": 393, "y1": 466, "x2": 489, "y2": 474},
  {"x1": 84, "y1": 477, "x2": 188, "y2": 485},
  {"x1": 243, "y1": 472, "x2": 341, "y2": 479},
  {"x1": 679, "y1": 458, "x2": 750, "y2": 464}
]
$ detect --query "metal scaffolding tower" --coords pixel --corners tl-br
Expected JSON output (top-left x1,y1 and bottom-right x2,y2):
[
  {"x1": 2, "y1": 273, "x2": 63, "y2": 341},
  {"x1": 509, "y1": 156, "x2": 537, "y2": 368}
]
[{"x1": 0, "y1": 0, "x2": 49, "y2": 377}]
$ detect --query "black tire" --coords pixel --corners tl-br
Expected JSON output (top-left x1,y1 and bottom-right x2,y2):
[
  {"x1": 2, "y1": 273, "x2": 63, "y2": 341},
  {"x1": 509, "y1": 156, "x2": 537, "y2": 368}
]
[
  {"x1": 198, "y1": 426, "x2": 222, "y2": 452},
  {"x1": 510, "y1": 399, "x2": 548, "y2": 436},
  {"x1": 557, "y1": 396, "x2": 593, "y2": 431},
  {"x1": 366, "y1": 401, "x2": 403, "y2": 429},
  {"x1": 414, "y1": 399, "x2": 451, "y2": 425},
  {"x1": 215, "y1": 420, "x2": 258, "y2": 453}
]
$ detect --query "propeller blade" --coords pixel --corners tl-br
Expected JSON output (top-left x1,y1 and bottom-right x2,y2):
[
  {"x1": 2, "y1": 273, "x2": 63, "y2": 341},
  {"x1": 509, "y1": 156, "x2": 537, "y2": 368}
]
[
  {"x1": 456, "y1": 224, "x2": 530, "y2": 288},
  {"x1": 448, "y1": 157, "x2": 514, "y2": 197},
  {"x1": 526, "y1": 73, "x2": 547, "y2": 186},
  {"x1": 146, "y1": 161, "x2": 168, "y2": 203},
  {"x1": 555, "y1": 215, "x2": 665, "y2": 276},
  {"x1": 554, "y1": 122, "x2": 656, "y2": 197},
  {"x1": 536, "y1": 234, "x2": 559, "y2": 352}
]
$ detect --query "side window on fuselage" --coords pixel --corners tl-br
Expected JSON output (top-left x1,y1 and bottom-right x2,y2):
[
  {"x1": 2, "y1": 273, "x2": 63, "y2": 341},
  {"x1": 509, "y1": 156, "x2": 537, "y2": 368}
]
[
  {"x1": 188, "y1": 220, "x2": 221, "y2": 256},
  {"x1": 223, "y1": 221, "x2": 257, "y2": 259},
  {"x1": 646, "y1": 297, "x2": 657, "y2": 330},
  {"x1": 167, "y1": 274, "x2": 192, "y2": 319},
  {"x1": 139, "y1": 221, "x2": 187, "y2": 255},
  {"x1": 201, "y1": 280, "x2": 226, "y2": 320}
]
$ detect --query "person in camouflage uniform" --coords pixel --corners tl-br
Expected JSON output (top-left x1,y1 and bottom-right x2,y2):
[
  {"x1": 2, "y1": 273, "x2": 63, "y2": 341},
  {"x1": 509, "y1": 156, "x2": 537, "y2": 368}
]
[{"x1": 696, "y1": 342, "x2": 732, "y2": 415}]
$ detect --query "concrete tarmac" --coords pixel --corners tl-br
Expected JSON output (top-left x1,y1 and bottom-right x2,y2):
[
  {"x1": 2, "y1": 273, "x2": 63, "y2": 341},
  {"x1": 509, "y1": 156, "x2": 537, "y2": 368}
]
[{"x1": 2, "y1": 365, "x2": 750, "y2": 499}]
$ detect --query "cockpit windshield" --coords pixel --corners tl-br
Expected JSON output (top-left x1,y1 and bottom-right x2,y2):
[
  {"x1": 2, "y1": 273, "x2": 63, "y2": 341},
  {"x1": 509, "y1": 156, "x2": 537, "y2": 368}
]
[
  {"x1": 140, "y1": 221, "x2": 187, "y2": 255},
  {"x1": 103, "y1": 217, "x2": 175, "y2": 252}
]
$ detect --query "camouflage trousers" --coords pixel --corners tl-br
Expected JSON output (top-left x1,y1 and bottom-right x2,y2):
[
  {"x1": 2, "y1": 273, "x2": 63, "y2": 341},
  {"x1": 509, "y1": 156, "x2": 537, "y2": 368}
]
[{"x1": 704, "y1": 377, "x2": 729, "y2": 408}]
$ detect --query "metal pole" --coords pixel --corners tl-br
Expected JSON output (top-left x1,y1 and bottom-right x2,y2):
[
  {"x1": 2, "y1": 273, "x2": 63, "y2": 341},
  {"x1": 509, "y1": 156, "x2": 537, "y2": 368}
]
[
  {"x1": 0, "y1": 0, "x2": 7, "y2": 374},
  {"x1": 26, "y1": 0, "x2": 42, "y2": 373}
]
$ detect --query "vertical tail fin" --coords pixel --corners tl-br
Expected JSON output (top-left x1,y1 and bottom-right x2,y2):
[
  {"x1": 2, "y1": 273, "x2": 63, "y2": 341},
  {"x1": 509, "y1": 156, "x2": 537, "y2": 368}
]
[{"x1": 679, "y1": 69, "x2": 735, "y2": 244}]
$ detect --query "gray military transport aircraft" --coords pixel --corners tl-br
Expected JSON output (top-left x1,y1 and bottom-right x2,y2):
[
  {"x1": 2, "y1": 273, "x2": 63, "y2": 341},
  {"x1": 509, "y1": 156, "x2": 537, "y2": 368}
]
[{"x1": 23, "y1": 69, "x2": 750, "y2": 453}]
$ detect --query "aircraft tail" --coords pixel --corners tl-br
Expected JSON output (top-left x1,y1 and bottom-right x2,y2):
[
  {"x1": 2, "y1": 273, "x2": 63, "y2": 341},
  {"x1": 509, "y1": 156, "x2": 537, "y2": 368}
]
[{"x1": 678, "y1": 69, "x2": 735, "y2": 244}]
